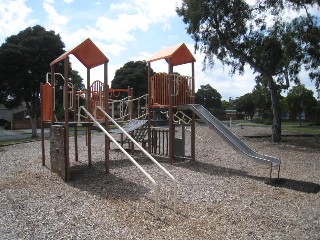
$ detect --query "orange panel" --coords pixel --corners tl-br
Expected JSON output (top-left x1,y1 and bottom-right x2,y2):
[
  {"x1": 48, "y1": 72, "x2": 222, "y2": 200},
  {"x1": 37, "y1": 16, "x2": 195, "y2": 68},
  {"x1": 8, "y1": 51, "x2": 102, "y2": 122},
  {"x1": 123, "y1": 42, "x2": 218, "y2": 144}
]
[{"x1": 42, "y1": 83, "x2": 52, "y2": 121}]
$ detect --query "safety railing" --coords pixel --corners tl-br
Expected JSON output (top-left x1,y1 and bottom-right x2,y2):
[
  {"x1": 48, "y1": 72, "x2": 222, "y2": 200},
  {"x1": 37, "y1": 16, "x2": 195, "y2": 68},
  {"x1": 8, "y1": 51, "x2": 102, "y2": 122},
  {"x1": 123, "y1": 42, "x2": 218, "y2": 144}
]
[
  {"x1": 174, "y1": 111, "x2": 212, "y2": 142},
  {"x1": 78, "y1": 106, "x2": 177, "y2": 218},
  {"x1": 78, "y1": 106, "x2": 160, "y2": 218},
  {"x1": 150, "y1": 127, "x2": 169, "y2": 156},
  {"x1": 96, "y1": 106, "x2": 177, "y2": 215}
]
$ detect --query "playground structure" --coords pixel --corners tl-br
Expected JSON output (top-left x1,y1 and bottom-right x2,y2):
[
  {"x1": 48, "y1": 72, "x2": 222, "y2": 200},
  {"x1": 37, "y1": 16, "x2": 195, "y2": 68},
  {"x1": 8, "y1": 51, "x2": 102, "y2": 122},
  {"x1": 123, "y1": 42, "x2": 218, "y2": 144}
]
[
  {"x1": 40, "y1": 38, "x2": 281, "y2": 218},
  {"x1": 147, "y1": 43, "x2": 197, "y2": 161},
  {"x1": 40, "y1": 38, "x2": 177, "y2": 219}
]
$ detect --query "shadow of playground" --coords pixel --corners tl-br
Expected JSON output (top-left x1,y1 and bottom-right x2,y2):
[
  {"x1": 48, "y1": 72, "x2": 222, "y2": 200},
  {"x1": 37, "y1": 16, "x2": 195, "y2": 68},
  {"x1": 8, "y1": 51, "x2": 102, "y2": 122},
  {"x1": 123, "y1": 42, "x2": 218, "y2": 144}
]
[
  {"x1": 175, "y1": 160, "x2": 320, "y2": 194},
  {"x1": 67, "y1": 161, "x2": 150, "y2": 201}
]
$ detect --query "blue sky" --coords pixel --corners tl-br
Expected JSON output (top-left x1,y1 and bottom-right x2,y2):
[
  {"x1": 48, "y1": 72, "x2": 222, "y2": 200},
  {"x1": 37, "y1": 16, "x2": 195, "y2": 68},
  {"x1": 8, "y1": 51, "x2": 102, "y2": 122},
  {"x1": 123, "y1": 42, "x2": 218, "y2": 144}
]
[{"x1": 0, "y1": 0, "x2": 319, "y2": 100}]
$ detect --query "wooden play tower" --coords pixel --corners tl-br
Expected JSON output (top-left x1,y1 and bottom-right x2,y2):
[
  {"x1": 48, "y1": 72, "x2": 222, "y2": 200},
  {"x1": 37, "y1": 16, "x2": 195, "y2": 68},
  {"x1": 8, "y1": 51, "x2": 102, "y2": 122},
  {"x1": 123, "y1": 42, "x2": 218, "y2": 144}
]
[
  {"x1": 40, "y1": 38, "x2": 110, "y2": 181},
  {"x1": 147, "y1": 43, "x2": 196, "y2": 161}
]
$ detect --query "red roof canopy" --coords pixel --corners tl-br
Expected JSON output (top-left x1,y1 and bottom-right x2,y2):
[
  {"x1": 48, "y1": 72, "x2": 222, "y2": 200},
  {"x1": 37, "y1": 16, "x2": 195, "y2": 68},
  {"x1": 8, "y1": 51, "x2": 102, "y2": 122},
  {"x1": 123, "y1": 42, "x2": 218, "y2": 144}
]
[
  {"x1": 50, "y1": 38, "x2": 109, "y2": 68},
  {"x1": 147, "y1": 43, "x2": 196, "y2": 66}
]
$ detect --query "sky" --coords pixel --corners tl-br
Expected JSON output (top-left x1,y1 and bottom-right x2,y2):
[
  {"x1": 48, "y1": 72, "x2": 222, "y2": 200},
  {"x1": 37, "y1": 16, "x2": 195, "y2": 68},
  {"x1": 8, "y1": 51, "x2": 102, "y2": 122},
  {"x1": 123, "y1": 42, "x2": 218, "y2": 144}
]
[{"x1": 0, "y1": 0, "x2": 319, "y2": 100}]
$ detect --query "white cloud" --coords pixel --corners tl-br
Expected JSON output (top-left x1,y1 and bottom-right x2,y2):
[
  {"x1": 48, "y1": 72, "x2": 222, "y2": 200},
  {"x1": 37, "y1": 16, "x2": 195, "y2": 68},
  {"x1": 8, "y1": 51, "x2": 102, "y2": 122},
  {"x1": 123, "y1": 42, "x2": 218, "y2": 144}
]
[
  {"x1": 94, "y1": 14, "x2": 149, "y2": 43},
  {"x1": 0, "y1": 0, "x2": 35, "y2": 40},
  {"x1": 43, "y1": 1, "x2": 69, "y2": 25},
  {"x1": 64, "y1": 0, "x2": 73, "y2": 3},
  {"x1": 109, "y1": 3, "x2": 132, "y2": 12},
  {"x1": 62, "y1": 0, "x2": 183, "y2": 59}
]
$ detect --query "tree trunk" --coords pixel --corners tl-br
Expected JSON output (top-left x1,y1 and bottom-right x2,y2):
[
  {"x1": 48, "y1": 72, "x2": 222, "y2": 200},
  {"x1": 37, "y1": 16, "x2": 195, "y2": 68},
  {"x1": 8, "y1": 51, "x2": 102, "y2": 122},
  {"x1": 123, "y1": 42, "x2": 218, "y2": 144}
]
[
  {"x1": 269, "y1": 80, "x2": 282, "y2": 142},
  {"x1": 30, "y1": 116, "x2": 38, "y2": 138},
  {"x1": 26, "y1": 100, "x2": 39, "y2": 138}
]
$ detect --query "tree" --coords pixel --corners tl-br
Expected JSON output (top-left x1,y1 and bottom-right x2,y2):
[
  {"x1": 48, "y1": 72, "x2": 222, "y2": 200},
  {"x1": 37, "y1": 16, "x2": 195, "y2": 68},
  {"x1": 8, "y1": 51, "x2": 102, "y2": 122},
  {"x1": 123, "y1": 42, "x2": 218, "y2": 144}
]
[
  {"x1": 195, "y1": 84, "x2": 222, "y2": 113},
  {"x1": 0, "y1": 25, "x2": 66, "y2": 137},
  {"x1": 252, "y1": 84, "x2": 272, "y2": 118},
  {"x1": 177, "y1": 0, "x2": 320, "y2": 142},
  {"x1": 111, "y1": 61, "x2": 153, "y2": 99},
  {"x1": 286, "y1": 84, "x2": 317, "y2": 125},
  {"x1": 235, "y1": 93, "x2": 255, "y2": 121}
]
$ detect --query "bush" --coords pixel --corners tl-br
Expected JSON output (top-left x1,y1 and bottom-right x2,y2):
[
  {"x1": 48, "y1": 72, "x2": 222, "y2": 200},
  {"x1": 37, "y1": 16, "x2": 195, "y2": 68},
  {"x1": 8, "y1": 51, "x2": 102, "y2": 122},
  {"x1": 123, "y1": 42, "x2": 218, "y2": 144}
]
[{"x1": 252, "y1": 116, "x2": 264, "y2": 124}]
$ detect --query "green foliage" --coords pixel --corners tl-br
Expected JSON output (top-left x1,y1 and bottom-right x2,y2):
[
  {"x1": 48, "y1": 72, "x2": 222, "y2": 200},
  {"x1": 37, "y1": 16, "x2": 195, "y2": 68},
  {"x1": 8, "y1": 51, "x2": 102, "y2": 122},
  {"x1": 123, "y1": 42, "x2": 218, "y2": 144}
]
[
  {"x1": 0, "y1": 25, "x2": 65, "y2": 107},
  {"x1": 0, "y1": 25, "x2": 67, "y2": 137},
  {"x1": 252, "y1": 84, "x2": 272, "y2": 116},
  {"x1": 286, "y1": 84, "x2": 317, "y2": 121},
  {"x1": 195, "y1": 84, "x2": 222, "y2": 113},
  {"x1": 235, "y1": 93, "x2": 255, "y2": 120},
  {"x1": 176, "y1": 0, "x2": 320, "y2": 142},
  {"x1": 111, "y1": 61, "x2": 153, "y2": 99}
]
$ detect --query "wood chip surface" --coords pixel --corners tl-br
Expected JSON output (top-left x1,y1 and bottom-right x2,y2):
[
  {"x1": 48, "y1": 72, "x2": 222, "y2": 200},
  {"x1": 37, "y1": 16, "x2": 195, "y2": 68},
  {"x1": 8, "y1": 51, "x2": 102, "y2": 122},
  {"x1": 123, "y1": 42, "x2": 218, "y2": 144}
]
[{"x1": 0, "y1": 125, "x2": 319, "y2": 239}]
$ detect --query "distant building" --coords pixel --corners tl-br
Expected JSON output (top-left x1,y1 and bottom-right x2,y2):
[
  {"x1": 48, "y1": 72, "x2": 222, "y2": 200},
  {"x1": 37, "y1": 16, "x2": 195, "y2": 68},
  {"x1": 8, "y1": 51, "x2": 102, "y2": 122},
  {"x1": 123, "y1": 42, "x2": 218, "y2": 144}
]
[{"x1": 0, "y1": 103, "x2": 33, "y2": 129}]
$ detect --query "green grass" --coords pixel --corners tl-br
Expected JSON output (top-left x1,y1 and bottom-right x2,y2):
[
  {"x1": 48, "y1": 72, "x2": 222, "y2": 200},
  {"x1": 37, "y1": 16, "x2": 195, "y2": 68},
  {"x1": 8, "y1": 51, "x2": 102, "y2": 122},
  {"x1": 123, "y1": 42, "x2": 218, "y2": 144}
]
[
  {"x1": 228, "y1": 119, "x2": 320, "y2": 135},
  {"x1": 282, "y1": 122, "x2": 320, "y2": 135}
]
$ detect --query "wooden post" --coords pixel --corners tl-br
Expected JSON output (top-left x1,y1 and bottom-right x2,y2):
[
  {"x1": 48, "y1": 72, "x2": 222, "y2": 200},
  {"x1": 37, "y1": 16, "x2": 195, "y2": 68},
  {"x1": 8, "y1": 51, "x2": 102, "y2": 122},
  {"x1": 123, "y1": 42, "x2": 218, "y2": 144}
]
[
  {"x1": 87, "y1": 67, "x2": 92, "y2": 167},
  {"x1": 73, "y1": 85, "x2": 78, "y2": 162},
  {"x1": 51, "y1": 66, "x2": 55, "y2": 124},
  {"x1": 191, "y1": 61, "x2": 196, "y2": 160},
  {"x1": 64, "y1": 57, "x2": 70, "y2": 181},
  {"x1": 147, "y1": 62, "x2": 152, "y2": 154},
  {"x1": 168, "y1": 61, "x2": 174, "y2": 162},
  {"x1": 104, "y1": 61, "x2": 110, "y2": 173},
  {"x1": 40, "y1": 83, "x2": 45, "y2": 166}
]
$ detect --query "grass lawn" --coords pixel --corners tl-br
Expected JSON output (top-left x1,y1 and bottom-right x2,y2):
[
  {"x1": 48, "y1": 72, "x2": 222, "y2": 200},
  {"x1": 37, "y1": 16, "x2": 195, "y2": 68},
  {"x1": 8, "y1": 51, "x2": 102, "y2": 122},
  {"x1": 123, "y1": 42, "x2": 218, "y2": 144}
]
[
  {"x1": 282, "y1": 121, "x2": 320, "y2": 135},
  {"x1": 230, "y1": 119, "x2": 320, "y2": 135}
]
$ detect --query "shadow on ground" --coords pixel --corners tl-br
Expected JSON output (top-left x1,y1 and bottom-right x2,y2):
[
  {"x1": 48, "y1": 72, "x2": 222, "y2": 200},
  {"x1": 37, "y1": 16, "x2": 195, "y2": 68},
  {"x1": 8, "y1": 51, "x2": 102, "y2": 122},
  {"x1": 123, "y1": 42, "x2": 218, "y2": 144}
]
[
  {"x1": 175, "y1": 160, "x2": 320, "y2": 194},
  {"x1": 67, "y1": 161, "x2": 150, "y2": 200}
]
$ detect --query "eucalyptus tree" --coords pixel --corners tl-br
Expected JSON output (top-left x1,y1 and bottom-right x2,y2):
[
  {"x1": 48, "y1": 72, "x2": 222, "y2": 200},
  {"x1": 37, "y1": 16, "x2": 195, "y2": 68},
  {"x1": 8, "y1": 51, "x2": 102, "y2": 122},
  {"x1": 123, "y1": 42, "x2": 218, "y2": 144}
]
[{"x1": 177, "y1": 0, "x2": 320, "y2": 141}]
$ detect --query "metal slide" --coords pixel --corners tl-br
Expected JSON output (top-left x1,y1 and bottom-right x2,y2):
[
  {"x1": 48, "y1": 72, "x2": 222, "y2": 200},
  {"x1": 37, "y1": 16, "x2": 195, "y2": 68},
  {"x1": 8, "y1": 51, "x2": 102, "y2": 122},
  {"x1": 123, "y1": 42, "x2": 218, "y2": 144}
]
[{"x1": 178, "y1": 104, "x2": 281, "y2": 169}]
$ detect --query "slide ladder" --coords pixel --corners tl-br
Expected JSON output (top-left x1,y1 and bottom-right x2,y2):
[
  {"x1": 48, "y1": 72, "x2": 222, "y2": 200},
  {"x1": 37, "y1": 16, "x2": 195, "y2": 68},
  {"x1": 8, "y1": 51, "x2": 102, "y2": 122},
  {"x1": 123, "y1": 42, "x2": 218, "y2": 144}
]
[
  {"x1": 78, "y1": 106, "x2": 177, "y2": 219},
  {"x1": 178, "y1": 104, "x2": 281, "y2": 179}
]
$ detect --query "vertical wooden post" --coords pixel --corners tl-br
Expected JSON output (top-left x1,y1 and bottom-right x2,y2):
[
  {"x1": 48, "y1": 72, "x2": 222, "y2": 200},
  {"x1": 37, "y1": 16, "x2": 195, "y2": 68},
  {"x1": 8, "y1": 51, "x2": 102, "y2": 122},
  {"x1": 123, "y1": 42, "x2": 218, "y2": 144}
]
[
  {"x1": 40, "y1": 83, "x2": 45, "y2": 166},
  {"x1": 73, "y1": 85, "x2": 78, "y2": 162},
  {"x1": 147, "y1": 62, "x2": 152, "y2": 154},
  {"x1": 168, "y1": 61, "x2": 174, "y2": 162},
  {"x1": 64, "y1": 57, "x2": 70, "y2": 181},
  {"x1": 86, "y1": 67, "x2": 92, "y2": 167},
  {"x1": 191, "y1": 62, "x2": 196, "y2": 160},
  {"x1": 104, "y1": 61, "x2": 110, "y2": 173},
  {"x1": 51, "y1": 66, "x2": 55, "y2": 124}
]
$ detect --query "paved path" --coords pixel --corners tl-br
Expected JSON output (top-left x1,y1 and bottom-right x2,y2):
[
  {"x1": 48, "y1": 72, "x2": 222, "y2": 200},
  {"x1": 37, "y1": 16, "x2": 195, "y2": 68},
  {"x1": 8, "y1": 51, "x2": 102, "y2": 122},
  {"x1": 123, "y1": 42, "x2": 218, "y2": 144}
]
[{"x1": 0, "y1": 127, "x2": 50, "y2": 141}]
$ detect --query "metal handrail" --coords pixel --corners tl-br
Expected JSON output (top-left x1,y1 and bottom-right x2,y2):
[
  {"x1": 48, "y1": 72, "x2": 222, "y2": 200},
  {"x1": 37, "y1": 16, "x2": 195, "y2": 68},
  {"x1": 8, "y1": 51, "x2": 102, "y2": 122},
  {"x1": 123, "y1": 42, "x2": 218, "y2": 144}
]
[
  {"x1": 174, "y1": 111, "x2": 212, "y2": 142},
  {"x1": 97, "y1": 106, "x2": 177, "y2": 214},
  {"x1": 78, "y1": 106, "x2": 160, "y2": 219}
]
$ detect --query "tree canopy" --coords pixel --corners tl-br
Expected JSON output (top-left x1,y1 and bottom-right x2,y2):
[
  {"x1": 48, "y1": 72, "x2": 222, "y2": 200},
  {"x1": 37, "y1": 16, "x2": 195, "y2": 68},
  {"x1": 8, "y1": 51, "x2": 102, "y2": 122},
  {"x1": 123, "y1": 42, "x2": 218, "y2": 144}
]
[
  {"x1": 177, "y1": 0, "x2": 320, "y2": 141},
  {"x1": 0, "y1": 25, "x2": 69, "y2": 137},
  {"x1": 195, "y1": 84, "x2": 222, "y2": 114},
  {"x1": 235, "y1": 93, "x2": 255, "y2": 121},
  {"x1": 111, "y1": 61, "x2": 153, "y2": 99},
  {"x1": 286, "y1": 84, "x2": 318, "y2": 125}
]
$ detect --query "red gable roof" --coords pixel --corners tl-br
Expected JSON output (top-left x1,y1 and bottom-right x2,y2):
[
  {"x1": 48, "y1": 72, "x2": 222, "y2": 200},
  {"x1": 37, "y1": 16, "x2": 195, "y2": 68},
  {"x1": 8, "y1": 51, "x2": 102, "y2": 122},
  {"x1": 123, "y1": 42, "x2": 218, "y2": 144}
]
[
  {"x1": 147, "y1": 43, "x2": 195, "y2": 66},
  {"x1": 50, "y1": 38, "x2": 109, "y2": 68}
]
